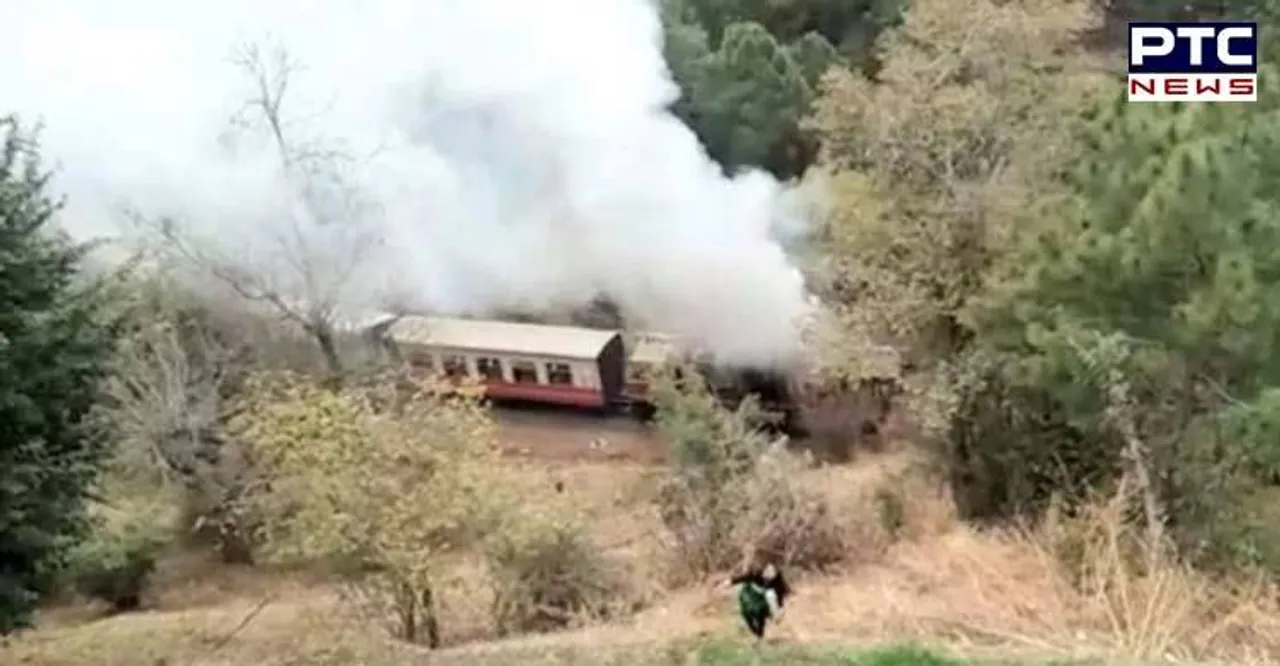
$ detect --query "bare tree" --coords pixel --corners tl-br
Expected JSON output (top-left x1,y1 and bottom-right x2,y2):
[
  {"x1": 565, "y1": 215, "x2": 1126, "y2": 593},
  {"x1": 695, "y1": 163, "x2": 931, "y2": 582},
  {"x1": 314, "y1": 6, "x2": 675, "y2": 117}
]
[
  {"x1": 135, "y1": 39, "x2": 383, "y2": 382},
  {"x1": 95, "y1": 276, "x2": 261, "y2": 562}
]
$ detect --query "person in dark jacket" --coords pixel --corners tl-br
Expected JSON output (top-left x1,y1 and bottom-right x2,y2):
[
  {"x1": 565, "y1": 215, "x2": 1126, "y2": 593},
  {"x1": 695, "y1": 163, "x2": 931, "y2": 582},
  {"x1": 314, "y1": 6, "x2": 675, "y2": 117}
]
[{"x1": 729, "y1": 563, "x2": 790, "y2": 642}]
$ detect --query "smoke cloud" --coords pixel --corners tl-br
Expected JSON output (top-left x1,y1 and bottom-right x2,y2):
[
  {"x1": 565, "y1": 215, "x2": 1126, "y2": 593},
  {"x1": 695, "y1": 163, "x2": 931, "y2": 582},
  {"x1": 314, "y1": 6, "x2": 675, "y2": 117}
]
[{"x1": 3, "y1": 0, "x2": 813, "y2": 365}]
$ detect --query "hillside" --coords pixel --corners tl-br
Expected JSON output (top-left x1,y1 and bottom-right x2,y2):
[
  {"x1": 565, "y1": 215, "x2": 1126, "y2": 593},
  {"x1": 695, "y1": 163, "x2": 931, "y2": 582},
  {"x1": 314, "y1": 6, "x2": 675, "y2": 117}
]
[{"x1": 8, "y1": 442, "x2": 1280, "y2": 666}]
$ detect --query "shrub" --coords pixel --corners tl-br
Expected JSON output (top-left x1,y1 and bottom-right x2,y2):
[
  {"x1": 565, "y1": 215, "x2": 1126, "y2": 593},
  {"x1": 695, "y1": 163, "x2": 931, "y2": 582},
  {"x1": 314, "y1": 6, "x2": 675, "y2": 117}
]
[
  {"x1": 649, "y1": 363, "x2": 848, "y2": 577},
  {"x1": 484, "y1": 500, "x2": 633, "y2": 636},
  {"x1": 64, "y1": 487, "x2": 178, "y2": 613},
  {"x1": 234, "y1": 369, "x2": 506, "y2": 648},
  {"x1": 729, "y1": 449, "x2": 846, "y2": 569},
  {"x1": 650, "y1": 363, "x2": 770, "y2": 577},
  {"x1": 91, "y1": 280, "x2": 264, "y2": 566},
  {"x1": 930, "y1": 350, "x2": 1118, "y2": 523}
]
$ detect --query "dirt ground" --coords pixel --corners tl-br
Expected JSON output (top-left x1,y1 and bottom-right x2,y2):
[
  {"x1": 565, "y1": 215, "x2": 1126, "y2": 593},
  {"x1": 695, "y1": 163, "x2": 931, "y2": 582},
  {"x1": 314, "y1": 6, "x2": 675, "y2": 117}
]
[
  {"x1": 490, "y1": 403, "x2": 894, "y2": 465},
  {"x1": 493, "y1": 406, "x2": 668, "y2": 464}
]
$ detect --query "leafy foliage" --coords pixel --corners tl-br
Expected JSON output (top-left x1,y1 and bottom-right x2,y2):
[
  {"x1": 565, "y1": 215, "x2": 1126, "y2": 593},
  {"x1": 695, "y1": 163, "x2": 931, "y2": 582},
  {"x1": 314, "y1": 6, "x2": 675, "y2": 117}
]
[
  {"x1": 809, "y1": 0, "x2": 1108, "y2": 364},
  {"x1": 650, "y1": 363, "x2": 845, "y2": 576},
  {"x1": 0, "y1": 116, "x2": 119, "y2": 633},
  {"x1": 484, "y1": 497, "x2": 632, "y2": 636},
  {"x1": 231, "y1": 370, "x2": 504, "y2": 646},
  {"x1": 970, "y1": 72, "x2": 1280, "y2": 563},
  {"x1": 661, "y1": 0, "x2": 878, "y2": 178},
  {"x1": 800, "y1": 0, "x2": 1148, "y2": 527},
  {"x1": 91, "y1": 274, "x2": 259, "y2": 563},
  {"x1": 64, "y1": 481, "x2": 178, "y2": 613},
  {"x1": 822, "y1": 0, "x2": 1280, "y2": 573}
]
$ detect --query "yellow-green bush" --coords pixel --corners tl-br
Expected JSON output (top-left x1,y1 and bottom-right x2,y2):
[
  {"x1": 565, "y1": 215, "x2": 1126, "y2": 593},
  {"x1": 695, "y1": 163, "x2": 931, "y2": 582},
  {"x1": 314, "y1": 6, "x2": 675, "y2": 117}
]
[
  {"x1": 64, "y1": 484, "x2": 180, "y2": 613},
  {"x1": 231, "y1": 369, "x2": 505, "y2": 647},
  {"x1": 484, "y1": 500, "x2": 634, "y2": 636}
]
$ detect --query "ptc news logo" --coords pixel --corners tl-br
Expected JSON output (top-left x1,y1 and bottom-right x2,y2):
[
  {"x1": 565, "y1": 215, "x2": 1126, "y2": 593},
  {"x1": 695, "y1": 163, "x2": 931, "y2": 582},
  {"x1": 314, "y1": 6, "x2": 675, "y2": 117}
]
[{"x1": 1128, "y1": 21, "x2": 1258, "y2": 102}]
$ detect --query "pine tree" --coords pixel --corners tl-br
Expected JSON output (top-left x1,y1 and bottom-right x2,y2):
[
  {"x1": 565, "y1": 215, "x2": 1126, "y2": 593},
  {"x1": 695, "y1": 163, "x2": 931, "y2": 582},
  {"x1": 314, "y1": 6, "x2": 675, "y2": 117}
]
[
  {"x1": 660, "y1": 0, "x2": 848, "y2": 178},
  {"x1": 970, "y1": 50, "x2": 1280, "y2": 549},
  {"x1": 1020, "y1": 73, "x2": 1280, "y2": 395},
  {"x1": 0, "y1": 116, "x2": 118, "y2": 633}
]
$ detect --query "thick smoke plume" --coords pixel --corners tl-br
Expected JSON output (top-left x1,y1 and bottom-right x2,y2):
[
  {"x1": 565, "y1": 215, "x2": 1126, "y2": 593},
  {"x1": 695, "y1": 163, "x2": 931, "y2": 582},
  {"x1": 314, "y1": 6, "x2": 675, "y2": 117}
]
[{"x1": 4, "y1": 0, "x2": 812, "y2": 365}]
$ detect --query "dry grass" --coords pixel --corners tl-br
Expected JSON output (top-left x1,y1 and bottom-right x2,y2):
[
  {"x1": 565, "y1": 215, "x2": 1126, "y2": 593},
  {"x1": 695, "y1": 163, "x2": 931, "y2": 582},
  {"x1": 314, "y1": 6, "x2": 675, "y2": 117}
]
[{"x1": 7, "y1": 452, "x2": 1280, "y2": 666}]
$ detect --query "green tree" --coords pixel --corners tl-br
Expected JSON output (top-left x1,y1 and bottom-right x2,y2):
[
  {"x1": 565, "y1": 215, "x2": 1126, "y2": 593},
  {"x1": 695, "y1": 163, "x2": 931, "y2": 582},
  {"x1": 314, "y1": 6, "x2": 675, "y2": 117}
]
[
  {"x1": 661, "y1": 0, "x2": 850, "y2": 178},
  {"x1": 801, "y1": 0, "x2": 1126, "y2": 524},
  {"x1": 675, "y1": 0, "x2": 904, "y2": 66},
  {"x1": 808, "y1": 0, "x2": 1107, "y2": 370},
  {"x1": 0, "y1": 116, "x2": 118, "y2": 632},
  {"x1": 957, "y1": 19, "x2": 1280, "y2": 565},
  {"x1": 1087, "y1": 0, "x2": 1265, "y2": 49}
]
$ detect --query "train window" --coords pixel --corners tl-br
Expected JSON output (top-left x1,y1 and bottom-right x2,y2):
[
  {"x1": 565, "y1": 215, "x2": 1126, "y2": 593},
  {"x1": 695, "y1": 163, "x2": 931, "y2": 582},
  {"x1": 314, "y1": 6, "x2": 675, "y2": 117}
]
[
  {"x1": 409, "y1": 352, "x2": 435, "y2": 371},
  {"x1": 511, "y1": 360, "x2": 539, "y2": 384},
  {"x1": 476, "y1": 356, "x2": 503, "y2": 380},
  {"x1": 442, "y1": 355, "x2": 468, "y2": 377},
  {"x1": 545, "y1": 362, "x2": 573, "y2": 385}
]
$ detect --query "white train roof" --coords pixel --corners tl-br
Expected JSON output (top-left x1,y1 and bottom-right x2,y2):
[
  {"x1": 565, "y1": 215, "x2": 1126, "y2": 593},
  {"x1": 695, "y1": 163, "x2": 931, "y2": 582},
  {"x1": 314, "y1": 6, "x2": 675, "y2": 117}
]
[{"x1": 382, "y1": 315, "x2": 620, "y2": 361}]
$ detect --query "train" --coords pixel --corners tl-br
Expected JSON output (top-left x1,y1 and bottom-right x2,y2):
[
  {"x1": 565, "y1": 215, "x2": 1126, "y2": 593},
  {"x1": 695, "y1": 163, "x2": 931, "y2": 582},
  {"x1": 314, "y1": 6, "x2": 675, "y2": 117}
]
[{"x1": 363, "y1": 313, "x2": 814, "y2": 433}]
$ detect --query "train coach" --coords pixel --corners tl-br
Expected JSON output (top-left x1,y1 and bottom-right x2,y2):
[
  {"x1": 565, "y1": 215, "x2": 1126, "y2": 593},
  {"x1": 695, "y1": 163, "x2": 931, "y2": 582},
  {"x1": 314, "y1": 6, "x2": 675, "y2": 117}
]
[
  {"x1": 368, "y1": 313, "x2": 810, "y2": 431},
  {"x1": 373, "y1": 314, "x2": 631, "y2": 410}
]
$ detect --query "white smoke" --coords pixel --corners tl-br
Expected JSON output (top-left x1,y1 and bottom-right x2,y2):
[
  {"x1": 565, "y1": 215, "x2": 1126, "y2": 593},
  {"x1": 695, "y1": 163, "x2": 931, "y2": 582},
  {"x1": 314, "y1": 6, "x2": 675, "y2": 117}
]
[{"x1": 2, "y1": 0, "x2": 813, "y2": 365}]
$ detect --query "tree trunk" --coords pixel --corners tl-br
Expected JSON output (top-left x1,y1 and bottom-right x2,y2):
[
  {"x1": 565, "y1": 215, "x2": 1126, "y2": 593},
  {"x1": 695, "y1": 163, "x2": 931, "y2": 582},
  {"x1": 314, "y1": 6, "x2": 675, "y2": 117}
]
[
  {"x1": 397, "y1": 582, "x2": 417, "y2": 644},
  {"x1": 394, "y1": 581, "x2": 440, "y2": 648},
  {"x1": 421, "y1": 583, "x2": 440, "y2": 649},
  {"x1": 1106, "y1": 376, "x2": 1165, "y2": 567},
  {"x1": 309, "y1": 322, "x2": 343, "y2": 387}
]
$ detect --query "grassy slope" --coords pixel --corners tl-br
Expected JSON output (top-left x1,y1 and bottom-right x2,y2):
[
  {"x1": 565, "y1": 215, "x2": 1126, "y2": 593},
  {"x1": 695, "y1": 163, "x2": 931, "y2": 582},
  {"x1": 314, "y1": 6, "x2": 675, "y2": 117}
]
[
  {"x1": 423, "y1": 639, "x2": 1098, "y2": 666},
  {"x1": 6, "y1": 456, "x2": 1278, "y2": 665},
  {"x1": 690, "y1": 642, "x2": 1095, "y2": 666}
]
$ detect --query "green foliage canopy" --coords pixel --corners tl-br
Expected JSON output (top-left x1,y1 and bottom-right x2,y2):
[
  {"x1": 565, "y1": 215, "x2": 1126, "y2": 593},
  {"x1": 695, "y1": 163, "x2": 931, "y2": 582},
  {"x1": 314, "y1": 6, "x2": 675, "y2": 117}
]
[
  {"x1": 660, "y1": 0, "x2": 902, "y2": 178},
  {"x1": 0, "y1": 116, "x2": 119, "y2": 633}
]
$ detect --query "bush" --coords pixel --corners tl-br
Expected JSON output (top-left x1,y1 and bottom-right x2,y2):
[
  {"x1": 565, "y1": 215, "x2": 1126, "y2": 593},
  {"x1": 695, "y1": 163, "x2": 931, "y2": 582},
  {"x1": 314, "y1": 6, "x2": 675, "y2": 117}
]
[
  {"x1": 91, "y1": 279, "x2": 263, "y2": 566},
  {"x1": 64, "y1": 488, "x2": 177, "y2": 613},
  {"x1": 649, "y1": 363, "x2": 848, "y2": 577},
  {"x1": 234, "y1": 370, "x2": 505, "y2": 648},
  {"x1": 484, "y1": 501, "x2": 633, "y2": 636},
  {"x1": 931, "y1": 333, "x2": 1280, "y2": 575},
  {"x1": 729, "y1": 449, "x2": 847, "y2": 569},
  {"x1": 932, "y1": 351, "x2": 1118, "y2": 523}
]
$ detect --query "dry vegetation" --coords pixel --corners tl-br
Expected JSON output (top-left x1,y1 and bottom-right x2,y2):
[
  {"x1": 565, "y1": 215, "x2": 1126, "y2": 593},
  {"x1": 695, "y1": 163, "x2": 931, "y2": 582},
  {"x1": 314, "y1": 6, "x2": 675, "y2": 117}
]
[
  {"x1": 8, "y1": 434, "x2": 1280, "y2": 666},
  {"x1": 10, "y1": 1, "x2": 1280, "y2": 665}
]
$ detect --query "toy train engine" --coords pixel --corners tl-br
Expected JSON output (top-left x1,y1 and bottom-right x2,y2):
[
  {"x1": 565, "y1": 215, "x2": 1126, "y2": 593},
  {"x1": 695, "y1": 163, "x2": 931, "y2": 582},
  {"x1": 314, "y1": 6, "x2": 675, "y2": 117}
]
[
  {"x1": 698, "y1": 360, "x2": 808, "y2": 435},
  {"x1": 620, "y1": 331, "x2": 807, "y2": 434}
]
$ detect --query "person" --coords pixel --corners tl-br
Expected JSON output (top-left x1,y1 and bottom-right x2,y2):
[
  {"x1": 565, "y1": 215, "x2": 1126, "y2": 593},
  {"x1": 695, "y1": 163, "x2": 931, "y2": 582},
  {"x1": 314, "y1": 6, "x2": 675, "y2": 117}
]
[{"x1": 728, "y1": 563, "x2": 790, "y2": 642}]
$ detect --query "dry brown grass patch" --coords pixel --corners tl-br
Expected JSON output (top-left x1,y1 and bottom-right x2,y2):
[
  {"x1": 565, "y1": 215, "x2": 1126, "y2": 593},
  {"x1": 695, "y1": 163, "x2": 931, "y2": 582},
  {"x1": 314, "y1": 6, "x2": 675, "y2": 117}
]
[
  {"x1": 775, "y1": 485, "x2": 1280, "y2": 664},
  {"x1": 12, "y1": 454, "x2": 1280, "y2": 666},
  {"x1": 5, "y1": 587, "x2": 409, "y2": 666}
]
